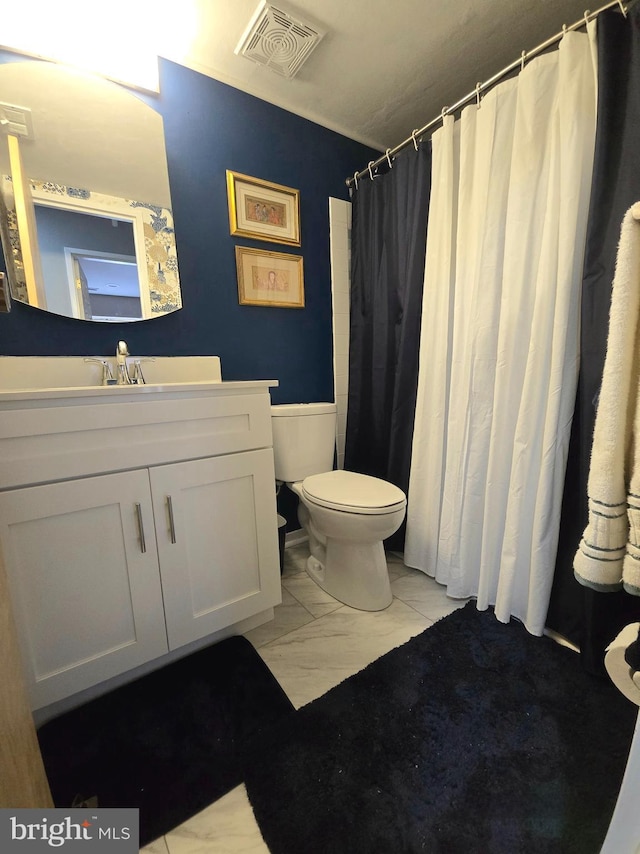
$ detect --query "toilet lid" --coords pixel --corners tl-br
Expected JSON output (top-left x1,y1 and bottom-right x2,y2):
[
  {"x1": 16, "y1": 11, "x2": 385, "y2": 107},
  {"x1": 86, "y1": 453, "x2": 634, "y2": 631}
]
[{"x1": 302, "y1": 470, "x2": 406, "y2": 515}]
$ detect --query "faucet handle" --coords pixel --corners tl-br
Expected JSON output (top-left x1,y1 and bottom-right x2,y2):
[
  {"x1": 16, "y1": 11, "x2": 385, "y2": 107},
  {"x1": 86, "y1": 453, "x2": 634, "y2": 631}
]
[
  {"x1": 116, "y1": 340, "x2": 129, "y2": 357},
  {"x1": 130, "y1": 357, "x2": 156, "y2": 385},
  {"x1": 103, "y1": 361, "x2": 115, "y2": 383},
  {"x1": 131, "y1": 360, "x2": 146, "y2": 384},
  {"x1": 84, "y1": 358, "x2": 116, "y2": 386}
]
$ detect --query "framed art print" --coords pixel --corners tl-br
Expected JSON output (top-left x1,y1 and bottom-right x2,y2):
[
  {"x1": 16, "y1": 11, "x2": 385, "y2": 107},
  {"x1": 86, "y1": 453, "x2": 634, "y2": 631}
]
[
  {"x1": 235, "y1": 246, "x2": 304, "y2": 308},
  {"x1": 227, "y1": 171, "x2": 301, "y2": 246}
]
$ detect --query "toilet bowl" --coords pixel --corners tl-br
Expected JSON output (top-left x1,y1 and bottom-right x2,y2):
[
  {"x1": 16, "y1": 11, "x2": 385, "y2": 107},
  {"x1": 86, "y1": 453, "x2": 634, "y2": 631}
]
[
  {"x1": 295, "y1": 470, "x2": 406, "y2": 610},
  {"x1": 271, "y1": 403, "x2": 406, "y2": 611}
]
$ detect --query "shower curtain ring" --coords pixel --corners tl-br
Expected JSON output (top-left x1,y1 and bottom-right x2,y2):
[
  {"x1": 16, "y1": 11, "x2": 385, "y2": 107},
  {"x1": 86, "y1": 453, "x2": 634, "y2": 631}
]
[
  {"x1": 617, "y1": 0, "x2": 627, "y2": 16},
  {"x1": 475, "y1": 82, "x2": 482, "y2": 108},
  {"x1": 584, "y1": 9, "x2": 591, "y2": 27},
  {"x1": 385, "y1": 149, "x2": 393, "y2": 168},
  {"x1": 411, "y1": 129, "x2": 420, "y2": 150},
  {"x1": 441, "y1": 106, "x2": 449, "y2": 121},
  {"x1": 521, "y1": 50, "x2": 527, "y2": 71},
  {"x1": 352, "y1": 170, "x2": 359, "y2": 189},
  {"x1": 368, "y1": 161, "x2": 377, "y2": 180}
]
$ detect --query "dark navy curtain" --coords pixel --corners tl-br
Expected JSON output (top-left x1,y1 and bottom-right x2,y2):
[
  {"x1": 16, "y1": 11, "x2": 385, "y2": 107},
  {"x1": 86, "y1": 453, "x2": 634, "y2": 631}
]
[
  {"x1": 344, "y1": 143, "x2": 431, "y2": 550},
  {"x1": 547, "y1": 4, "x2": 640, "y2": 672}
]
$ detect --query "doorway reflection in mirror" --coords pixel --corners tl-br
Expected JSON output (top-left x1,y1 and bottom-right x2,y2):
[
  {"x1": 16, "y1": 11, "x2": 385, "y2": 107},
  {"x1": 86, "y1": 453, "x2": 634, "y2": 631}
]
[{"x1": 1, "y1": 177, "x2": 181, "y2": 321}]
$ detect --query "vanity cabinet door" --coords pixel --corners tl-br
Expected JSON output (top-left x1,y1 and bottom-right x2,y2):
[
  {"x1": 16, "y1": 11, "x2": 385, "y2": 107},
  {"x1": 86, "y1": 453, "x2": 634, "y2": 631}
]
[
  {"x1": 0, "y1": 470, "x2": 169, "y2": 709},
  {"x1": 150, "y1": 449, "x2": 281, "y2": 649}
]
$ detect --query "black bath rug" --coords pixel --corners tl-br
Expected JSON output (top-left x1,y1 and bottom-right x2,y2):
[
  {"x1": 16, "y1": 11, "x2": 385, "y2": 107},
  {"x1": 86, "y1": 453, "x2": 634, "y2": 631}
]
[
  {"x1": 38, "y1": 635, "x2": 294, "y2": 846},
  {"x1": 243, "y1": 602, "x2": 637, "y2": 854}
]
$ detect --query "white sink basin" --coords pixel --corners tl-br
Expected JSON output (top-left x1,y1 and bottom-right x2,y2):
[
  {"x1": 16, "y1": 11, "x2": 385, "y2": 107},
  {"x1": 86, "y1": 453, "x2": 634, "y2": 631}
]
[{"x1": 0, "y1": 356, "x2": 222, "y2": 390}]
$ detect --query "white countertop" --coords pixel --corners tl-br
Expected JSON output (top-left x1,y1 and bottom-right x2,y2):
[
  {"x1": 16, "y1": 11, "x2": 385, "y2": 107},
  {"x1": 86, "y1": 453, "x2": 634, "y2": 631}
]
[{"x1": 0, "y1": 379, "x2": 278, "y2": 407}]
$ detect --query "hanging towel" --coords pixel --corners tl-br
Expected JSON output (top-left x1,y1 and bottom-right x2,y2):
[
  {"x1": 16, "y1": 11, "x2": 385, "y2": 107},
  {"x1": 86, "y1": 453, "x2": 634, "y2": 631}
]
[{"x1": 574, "y1": 204, "x2": 640, "y2": 596}]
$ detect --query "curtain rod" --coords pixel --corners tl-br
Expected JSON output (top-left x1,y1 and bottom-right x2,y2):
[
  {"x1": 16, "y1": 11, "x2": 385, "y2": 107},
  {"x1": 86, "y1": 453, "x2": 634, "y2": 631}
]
[{"x1": 346, "y1": 0, "x2": 630, "y2": 188}]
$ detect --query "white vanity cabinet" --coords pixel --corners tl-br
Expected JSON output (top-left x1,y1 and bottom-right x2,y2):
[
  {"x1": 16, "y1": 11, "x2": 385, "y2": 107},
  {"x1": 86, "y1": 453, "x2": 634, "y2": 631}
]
[
  {"x1": 0, "y1": 380, "x2": 281, "y2": 711},
  {"x1": 0, "y1": 470, "x2": 169, "y2": 708},
  {"x1": 150, "y1": 449, "x2": 278, "y2": 649}
]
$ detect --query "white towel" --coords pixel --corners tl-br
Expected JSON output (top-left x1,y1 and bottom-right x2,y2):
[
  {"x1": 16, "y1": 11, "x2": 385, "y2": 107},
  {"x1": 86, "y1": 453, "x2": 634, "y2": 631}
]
[{"x1": 574, "y1": 205, "x2": 640, "y2": 596}]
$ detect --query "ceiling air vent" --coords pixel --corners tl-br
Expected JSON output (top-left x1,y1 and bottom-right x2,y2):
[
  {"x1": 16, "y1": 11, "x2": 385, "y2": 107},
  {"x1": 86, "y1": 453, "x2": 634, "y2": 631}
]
[{"x1": 235, "y1": 1, "x2": 325, "y2": 79}]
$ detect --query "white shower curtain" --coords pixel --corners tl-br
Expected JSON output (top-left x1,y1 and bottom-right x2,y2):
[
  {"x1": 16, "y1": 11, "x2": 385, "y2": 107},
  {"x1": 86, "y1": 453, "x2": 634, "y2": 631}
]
[{"x1": 404, "y1": 26, "x2": 598, "y2": 635}]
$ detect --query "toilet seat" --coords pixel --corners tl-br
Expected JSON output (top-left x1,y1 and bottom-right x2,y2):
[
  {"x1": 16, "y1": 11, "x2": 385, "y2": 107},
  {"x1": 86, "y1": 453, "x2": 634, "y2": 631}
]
[{"x1": 302, "y1": 470, "x2": 406, "y2": 515}]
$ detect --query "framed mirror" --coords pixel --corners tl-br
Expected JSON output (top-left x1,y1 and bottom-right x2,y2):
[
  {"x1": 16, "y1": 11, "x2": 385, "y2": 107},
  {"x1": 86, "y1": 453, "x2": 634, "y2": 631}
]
[{"x1": 0, "y1": 57, "x2": 182, "y2": 322}]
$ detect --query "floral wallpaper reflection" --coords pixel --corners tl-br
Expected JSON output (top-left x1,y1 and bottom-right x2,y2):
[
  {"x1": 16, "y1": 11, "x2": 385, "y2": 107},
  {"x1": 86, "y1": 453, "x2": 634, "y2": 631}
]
[{"x1": 0, "y1": 176, "x2": 182, "y2": 317}]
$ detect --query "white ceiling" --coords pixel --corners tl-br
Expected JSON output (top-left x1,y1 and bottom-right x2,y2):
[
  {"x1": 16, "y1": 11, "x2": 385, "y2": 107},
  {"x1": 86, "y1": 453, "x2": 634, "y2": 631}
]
[{"x1": 157, "y1": 0, "x2": 603, "y2": 152}]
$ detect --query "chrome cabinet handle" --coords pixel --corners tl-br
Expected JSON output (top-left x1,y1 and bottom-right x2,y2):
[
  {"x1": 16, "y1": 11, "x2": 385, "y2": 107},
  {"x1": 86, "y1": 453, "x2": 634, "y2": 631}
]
[
  {"x1": 135, "y1": 502, "x2": 146, "y2": 553},
  {"x1": 167, "y1": 495, "x2": 177, "y2": 544}
]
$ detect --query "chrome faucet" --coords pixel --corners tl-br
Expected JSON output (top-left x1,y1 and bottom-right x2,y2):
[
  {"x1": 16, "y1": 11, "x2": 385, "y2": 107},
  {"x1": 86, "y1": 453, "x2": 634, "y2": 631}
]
[
  {"x1": 116, "y1": 340, "x2": 132, "y2": 384},
  {"x1": 115, "y1": 342, "x2": 153, "y2": 384}
]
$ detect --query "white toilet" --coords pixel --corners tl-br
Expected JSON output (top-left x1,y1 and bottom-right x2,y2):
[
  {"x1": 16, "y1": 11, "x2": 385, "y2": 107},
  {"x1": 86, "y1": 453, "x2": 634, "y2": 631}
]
[{"x1": 271, "y1": 402, "x2": 406, "y2": 611}]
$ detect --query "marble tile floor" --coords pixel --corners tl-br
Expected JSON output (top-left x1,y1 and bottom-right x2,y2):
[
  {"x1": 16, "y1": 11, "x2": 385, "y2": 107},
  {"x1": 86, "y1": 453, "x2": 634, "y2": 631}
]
[{"x1": 140, "y1": 544, "x2": 469, "y2": 854}]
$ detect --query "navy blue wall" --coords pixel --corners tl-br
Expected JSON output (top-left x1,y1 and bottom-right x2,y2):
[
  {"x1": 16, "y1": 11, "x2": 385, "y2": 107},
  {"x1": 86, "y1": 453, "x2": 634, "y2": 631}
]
[{"x1": 0, "y1": 55, "x2": 378, "y2": 403}]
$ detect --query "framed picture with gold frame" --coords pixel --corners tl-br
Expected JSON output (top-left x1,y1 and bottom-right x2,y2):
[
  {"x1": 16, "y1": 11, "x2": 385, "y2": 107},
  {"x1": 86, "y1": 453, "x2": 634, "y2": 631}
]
[
  {"x1": 226, "y1": 170, "x2": 301, "y2": 246},
  {"x1": 235, "y1": 246, "x2": 304, "y2": 308}
]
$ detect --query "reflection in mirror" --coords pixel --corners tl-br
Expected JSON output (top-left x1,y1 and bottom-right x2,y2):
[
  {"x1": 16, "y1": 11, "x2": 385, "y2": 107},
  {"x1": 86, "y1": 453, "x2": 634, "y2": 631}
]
[
  {"x1": 35, "y1": 205, "x2": 141, "y2": 321},
  {"x1": 0, "y1": 58, "x2": 182, "y2": 322}
]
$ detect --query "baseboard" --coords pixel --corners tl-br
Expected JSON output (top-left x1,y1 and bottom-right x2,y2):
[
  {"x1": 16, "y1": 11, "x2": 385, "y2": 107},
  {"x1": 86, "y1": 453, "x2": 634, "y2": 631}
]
[{"x1": 285, "y1": 529, "x2": 308, "y2": 548}]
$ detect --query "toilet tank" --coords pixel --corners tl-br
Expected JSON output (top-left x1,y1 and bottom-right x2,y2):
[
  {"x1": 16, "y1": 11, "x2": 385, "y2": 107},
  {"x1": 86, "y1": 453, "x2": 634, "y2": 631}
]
[{"x1": 271, "y1": 402, "x2": 337, "y2": 482}]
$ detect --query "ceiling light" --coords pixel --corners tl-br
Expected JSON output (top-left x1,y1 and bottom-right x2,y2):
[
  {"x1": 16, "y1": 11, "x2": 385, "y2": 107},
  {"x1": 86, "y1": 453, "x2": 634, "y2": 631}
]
[{"x1": 1, "y1": 0, "x2": 160, "y2": 92}]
